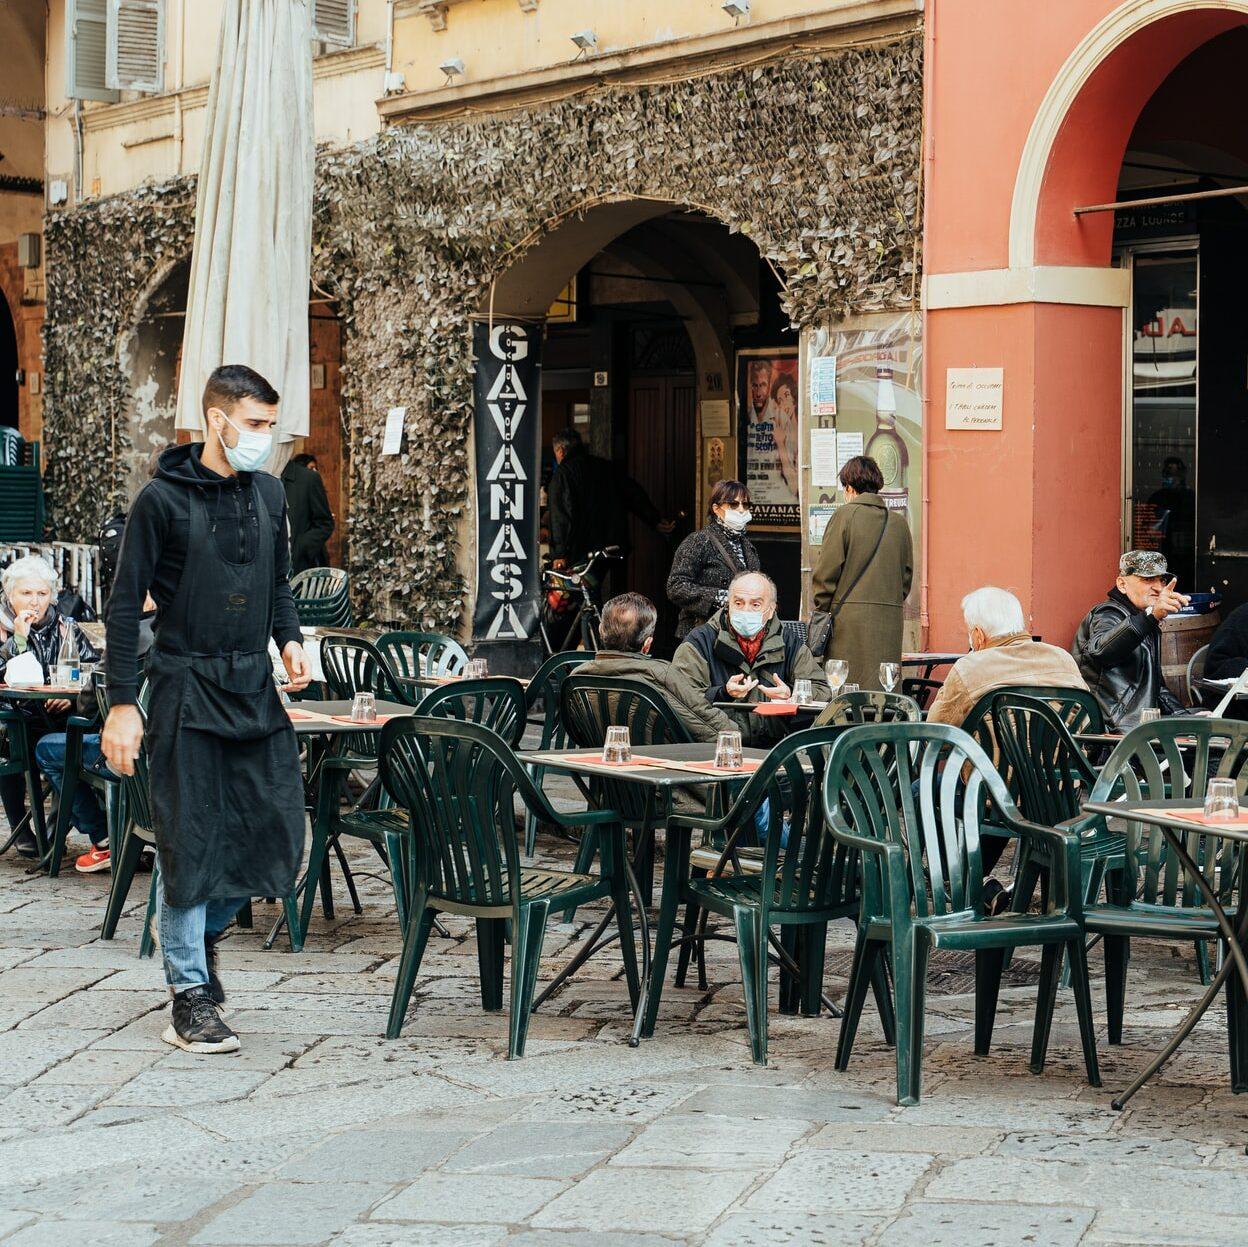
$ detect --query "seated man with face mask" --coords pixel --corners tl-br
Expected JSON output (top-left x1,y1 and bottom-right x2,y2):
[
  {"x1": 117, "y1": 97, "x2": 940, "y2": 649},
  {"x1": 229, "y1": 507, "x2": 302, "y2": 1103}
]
[
  {"x1": 579, "y1": 593, "x2": 738, "y2": 742},
  {"x1": 673, "y1": 571, "x2": 830, "y2": 741}
]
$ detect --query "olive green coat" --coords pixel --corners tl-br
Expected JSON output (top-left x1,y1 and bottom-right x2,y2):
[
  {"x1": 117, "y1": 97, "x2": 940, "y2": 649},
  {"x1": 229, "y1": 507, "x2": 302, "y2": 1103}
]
[{"x1": 812, "y1": 492, "x2": 913, "y2": 690}]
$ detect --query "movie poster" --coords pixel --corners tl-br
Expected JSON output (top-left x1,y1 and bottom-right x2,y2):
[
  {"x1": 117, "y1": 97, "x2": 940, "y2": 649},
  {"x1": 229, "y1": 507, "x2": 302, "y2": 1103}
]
[{"x1": 736, "y1": 348, "x2": 800, "y2": 530}]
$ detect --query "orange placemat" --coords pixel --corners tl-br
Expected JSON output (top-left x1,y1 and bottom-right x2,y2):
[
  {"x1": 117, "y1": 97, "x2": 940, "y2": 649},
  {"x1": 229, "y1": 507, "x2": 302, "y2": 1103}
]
[
  {"x1": 663, "y1": 758, "x2": 763, "y2": 776},
  {"x1": 752, "y1": 702, "x2": 798, "y2": 717},
  {"x1": 287, "y1": 708, "x2": 332, "y2": 721},
  {"x1": 561, "y1": 753, "x2": 671, "y2": 769},
  {"x1": 1161, "y1": 808, "x2": 1248, "y2": 828}
]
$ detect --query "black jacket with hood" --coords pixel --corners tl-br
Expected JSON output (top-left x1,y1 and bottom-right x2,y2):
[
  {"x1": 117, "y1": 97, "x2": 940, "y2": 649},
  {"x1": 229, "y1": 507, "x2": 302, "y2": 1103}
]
[{"x1": 105, "y1": 443, "x2": 302, "y2": 707}]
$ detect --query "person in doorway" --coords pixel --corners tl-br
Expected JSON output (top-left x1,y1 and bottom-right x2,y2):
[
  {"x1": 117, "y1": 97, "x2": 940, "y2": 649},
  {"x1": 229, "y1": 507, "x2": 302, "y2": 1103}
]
[
  {"x1": 581, "y1": 593, "x2": 738, "y2": 742},
  {"x1": 547, "y1": 428, "x2": 674, "y2": 570},
  {"x1": 102, "y1": 364, "x2": 312, "y2": 1055},
  {"x1": 281, "y1": 451, "x2": 335, "y2": 573},
  {"x1": 0, "y1": 556, "x2": 101, "y2": 858},
  {"x1": 928, "y1": 587, "x2": 1088, "y2": 727},
  {"x1": 673, "y1": 571, "x2": 829, "y2": 743},
  {"x1": 811, "y1": 455, "x2": 913, "y2": 690},
  {"x1": 1072, "y1": 550, "x2": 1188, "y2": 730},
  {"x1": 666, "y1": 479, "x2": 762, "y2": 640},
  {"x1": 1146, "y1": 456, "x2": 1196, "y2": 588}
]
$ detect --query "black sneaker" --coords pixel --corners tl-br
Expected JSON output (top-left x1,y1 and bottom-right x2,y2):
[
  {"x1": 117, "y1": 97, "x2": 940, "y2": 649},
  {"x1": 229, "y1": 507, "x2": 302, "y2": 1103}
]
[
  {"x1": 162, "y1": 986, "x2": 240, "y2": 1054},
  {"x1": 204, "y1": 934, "x2": 226, "y2": 1006}
]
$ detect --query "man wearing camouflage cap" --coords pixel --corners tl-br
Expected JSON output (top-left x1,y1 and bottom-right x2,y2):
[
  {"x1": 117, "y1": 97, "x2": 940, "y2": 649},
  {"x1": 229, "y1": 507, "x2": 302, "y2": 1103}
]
[{"x1": 1073, "y1": 551, "x2": 1189, "y2": 730}]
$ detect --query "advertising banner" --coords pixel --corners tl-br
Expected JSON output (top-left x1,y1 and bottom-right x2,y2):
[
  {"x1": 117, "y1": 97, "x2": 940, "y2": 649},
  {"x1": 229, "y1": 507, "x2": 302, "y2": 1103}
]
[
  {"x1": 472, "y1": 320, "x2": 542, "y2": 649},
  {"x1": 736, "y1": 347, "x2": 800, "y2": 531}
]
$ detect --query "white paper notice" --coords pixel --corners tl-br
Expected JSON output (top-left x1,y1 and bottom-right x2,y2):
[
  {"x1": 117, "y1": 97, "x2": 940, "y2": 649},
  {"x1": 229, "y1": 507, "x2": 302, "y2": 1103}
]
[
  {"x1": 809, "y1": 356, "x2": 838, "y2": 417},
  {"x1": 945, "y1": 368, "x2": 1004, "y2": 430},
  {"x1": 700, "y1": 400, "x2": 732, "y2": 438},
  {"x1": 836, "y1": 431, "x2": 864, "y2": 475},
  {"x1": 382, "y1": 407, "x2": 407, "y2": 455},
  {"x1": 810, "y1": 429, "x2": 839, "y2": 487}
]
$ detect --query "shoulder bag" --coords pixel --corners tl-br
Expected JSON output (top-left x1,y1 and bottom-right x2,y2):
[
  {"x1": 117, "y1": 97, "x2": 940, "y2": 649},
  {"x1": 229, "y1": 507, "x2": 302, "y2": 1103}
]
[{"x1": 806, "y1": 508, "x2": 890, "y2": 659}]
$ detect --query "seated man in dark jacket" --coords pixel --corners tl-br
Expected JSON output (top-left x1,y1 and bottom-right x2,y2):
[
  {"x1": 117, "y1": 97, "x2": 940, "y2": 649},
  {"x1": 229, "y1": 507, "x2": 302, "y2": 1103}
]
[
  {"x1": 1206, "y1": 601, "x2": 1248, "y2": 683},
  {"x1": 673, "y1": 571, "x2": 830, "y2": 741},
  {"x1": 580, "y1": 593, "x2": 736, "y2": 742},
  {"x1": 1072, "y1": 550, "x2": 1189, "y2": 730}
]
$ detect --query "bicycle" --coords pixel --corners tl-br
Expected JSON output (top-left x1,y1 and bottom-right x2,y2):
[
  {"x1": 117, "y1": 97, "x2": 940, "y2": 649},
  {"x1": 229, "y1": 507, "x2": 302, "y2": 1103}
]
[{"x1": 539, "y1": 546, "x2": 622, "y2": 655}]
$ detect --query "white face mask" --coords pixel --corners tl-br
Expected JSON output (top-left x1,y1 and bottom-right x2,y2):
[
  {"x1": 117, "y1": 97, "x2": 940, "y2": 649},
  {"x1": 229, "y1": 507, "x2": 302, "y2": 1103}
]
[
  {"x1": 722, "y1": 509, "x2": 752, "y2": 533},
  {"x1": 216, "y1": 412, "x2": 273, "y2": 473}
]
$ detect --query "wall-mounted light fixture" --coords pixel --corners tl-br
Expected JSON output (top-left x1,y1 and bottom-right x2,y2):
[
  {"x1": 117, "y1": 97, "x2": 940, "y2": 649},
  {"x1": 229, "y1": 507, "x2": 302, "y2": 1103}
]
[
  {"x1": 439, "y1": 57, "x2": 465, "y2": 85},
  {"x1": 570, "y1": 30, "x2": 597, "y2": 58},
  {"x1": 721, "y1": 0, "x2": 749, "y2": 23}
]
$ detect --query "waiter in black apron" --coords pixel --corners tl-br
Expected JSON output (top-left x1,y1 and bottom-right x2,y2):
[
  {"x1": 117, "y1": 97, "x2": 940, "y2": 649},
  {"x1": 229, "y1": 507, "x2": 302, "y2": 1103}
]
[{"x1": 103, "y1": 364, "x2": 312, "y2": 1053}]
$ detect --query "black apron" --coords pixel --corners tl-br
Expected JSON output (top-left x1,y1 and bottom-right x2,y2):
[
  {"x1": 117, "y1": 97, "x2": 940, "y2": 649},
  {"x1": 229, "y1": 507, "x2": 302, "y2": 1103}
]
[{"x1": 145, "y1": 485, "x2": 304, "y2": 908}]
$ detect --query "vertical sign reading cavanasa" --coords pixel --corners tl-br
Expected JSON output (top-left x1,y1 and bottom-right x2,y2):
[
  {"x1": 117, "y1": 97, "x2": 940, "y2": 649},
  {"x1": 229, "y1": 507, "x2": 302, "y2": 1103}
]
[{"x1": 472, "y1": 321, "x2": 542, "y2": 649}]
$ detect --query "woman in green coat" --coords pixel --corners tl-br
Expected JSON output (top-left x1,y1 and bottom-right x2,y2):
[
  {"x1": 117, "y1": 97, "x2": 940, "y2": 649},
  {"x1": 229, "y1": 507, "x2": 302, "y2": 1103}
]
[{"x1": 812, "y1": 455, "x2": 914, "y2": 690}]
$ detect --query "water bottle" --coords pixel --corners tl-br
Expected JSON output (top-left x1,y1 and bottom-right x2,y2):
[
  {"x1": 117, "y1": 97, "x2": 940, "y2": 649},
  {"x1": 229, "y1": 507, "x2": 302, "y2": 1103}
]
[{"x1": 56, "y1": 626, "x2": 80, "y2": 689}]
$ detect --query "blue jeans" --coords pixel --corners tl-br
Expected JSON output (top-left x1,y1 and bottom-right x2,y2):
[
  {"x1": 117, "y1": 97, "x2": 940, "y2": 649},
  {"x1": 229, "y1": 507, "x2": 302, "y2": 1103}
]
[
  {"x1": 156, "y1": 871, "x2": 247, "y2": 993},
  {"x1": 34, "y1": 732, "x2": 108, "y2": 846}
]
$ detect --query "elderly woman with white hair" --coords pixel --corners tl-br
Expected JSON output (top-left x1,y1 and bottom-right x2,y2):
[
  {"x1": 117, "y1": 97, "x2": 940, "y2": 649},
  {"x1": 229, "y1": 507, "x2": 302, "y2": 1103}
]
[{"x1": 0, "y1": 555, "x2": 99, "y2": 857}]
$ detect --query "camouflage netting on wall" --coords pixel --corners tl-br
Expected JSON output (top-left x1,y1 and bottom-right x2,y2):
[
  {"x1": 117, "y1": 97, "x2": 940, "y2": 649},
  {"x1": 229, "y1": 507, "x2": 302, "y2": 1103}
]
[{"x1": 43, "y1": 34, "x2": 922, "y2": 627}]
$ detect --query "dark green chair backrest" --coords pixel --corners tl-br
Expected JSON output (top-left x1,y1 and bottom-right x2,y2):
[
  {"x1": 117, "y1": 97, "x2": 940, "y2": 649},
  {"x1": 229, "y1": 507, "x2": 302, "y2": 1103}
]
[
  {"x1": 963, "y1": 684, "x2": 1105, "y2": 743},
  {"x1": 378, "y1": 716, "x2": 558, "y2": 909},
  {"x1": 525, "y1": 652, "x2": 591, "y2": 749},
  {"x1": 319, "y1": 635, "x2": 407, "y2": 704},
  {"x1": 376, "y1": 630, "x2": 469, "y2": 681},
  {"x1": 291, "y1": 567, "x2": 352, "y2": 627},
  {"x1": 987, "y1": 692, "x2": 1098, "y2": 826},
  {"x1": 709, "y1": 725, "x2": 859, "y2": 916},
  {"x1": 1086, "y1": 718, "x2": 1248, "y2": 909},
  {"x1": 414, "y1": 677, "x2": 527, "y2": 748},
  {"x1": 814, "y1": 690, "x2": 922, "y2": 727},
  {"x1": 119, "y1": 687, "x2": 154, "y2": 835},
  {"x1": 823, "y1": 722, "x2": 1030, "y2": 921}
]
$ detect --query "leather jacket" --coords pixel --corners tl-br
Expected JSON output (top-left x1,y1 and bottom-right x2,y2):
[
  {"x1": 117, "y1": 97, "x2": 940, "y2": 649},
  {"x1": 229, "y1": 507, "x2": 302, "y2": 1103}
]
[{"x1": 1073, "y1": 589, "x2": 1185, "y2": 730}]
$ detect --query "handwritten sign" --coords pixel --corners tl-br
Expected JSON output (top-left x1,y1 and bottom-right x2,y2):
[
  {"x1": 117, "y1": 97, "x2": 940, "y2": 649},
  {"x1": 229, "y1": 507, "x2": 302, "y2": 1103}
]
[{"x1": 946, "y1": 368, "x2": 1003, "y2": 430}]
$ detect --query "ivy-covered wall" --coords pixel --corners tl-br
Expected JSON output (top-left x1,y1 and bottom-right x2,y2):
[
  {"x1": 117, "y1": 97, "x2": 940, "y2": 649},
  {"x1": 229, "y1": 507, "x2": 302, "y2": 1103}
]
[{"x1": 43, "y1": 34, "x2": 922, "y2": 628}]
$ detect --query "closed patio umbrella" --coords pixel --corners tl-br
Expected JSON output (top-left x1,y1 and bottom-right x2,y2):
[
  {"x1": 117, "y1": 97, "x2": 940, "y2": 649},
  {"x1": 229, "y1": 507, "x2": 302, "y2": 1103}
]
[{"x1": 175, "y1": 0, "x2": 314, "y2": 468}]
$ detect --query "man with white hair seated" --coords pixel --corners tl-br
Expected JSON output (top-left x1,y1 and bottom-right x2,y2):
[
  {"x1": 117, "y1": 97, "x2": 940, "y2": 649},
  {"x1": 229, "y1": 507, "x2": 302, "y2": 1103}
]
[{"x1": 927, "y1": 586, "x2": 1088, "y2": 728}]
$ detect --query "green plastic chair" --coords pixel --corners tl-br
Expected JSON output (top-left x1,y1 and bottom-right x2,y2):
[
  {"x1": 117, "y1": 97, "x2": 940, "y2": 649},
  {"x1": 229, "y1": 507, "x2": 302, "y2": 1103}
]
[
  {"x1": 823, "y1": 721, "x2": 1101, "y2": 1106},
  {"x1": 376, "y1": 631, "x2": 469, "y2": 682},
  {"x1": 47, "y1": 683, "x2": 119, "y2": 877},
  {"x1": 643, "y1": 725, "x2": 884, "y2": 1064},
  {"x1": 814, "y1": 690, "x2": 923, "y2": 727},
  {"x1": 384, "y1": 716, "x2": 639, "y2": 1055},
  {"x1": 557, "y1": 673, "x2": 692, "y2": 918},
  {"x1": 291, "y1": 567, "x2": 353, "y2": 628},
  {"x1": 1065, "y1": 718, "x2": 1248, "y2": 1043},
  {"x1": 301, "y1": 677, "x2": 527, "y2": 942},
  {"x1": 0, "y1": 705, "x2": 51, "y2": 859},
  {"x1": 522, "y1": 651, "x2": 591, "y2": 855}
]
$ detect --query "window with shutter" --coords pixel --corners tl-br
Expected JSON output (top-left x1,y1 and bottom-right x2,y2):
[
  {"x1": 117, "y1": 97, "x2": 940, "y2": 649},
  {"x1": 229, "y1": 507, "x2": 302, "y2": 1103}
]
[
  {"x1": 66, "y1": 0, "x2": 119, "y2": 102},
  {"x1": 107, "y1": 0, "x2": 165, "y2": 94},
  {"x1": 314, "y1": 0, "x2": 355, "y2": 48}
]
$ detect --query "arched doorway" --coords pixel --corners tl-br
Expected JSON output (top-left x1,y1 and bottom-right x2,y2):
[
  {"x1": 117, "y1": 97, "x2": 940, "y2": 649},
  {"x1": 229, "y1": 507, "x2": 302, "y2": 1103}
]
[
  {"x1": 120, "y1": 262, "x2": 348, "y2": 563},
  {"x1": 475, "y1": 198, "x2": 796, "y2": 661},
  {"x1": 0, "y1": 293, "x2": 18, "y2": 432}
]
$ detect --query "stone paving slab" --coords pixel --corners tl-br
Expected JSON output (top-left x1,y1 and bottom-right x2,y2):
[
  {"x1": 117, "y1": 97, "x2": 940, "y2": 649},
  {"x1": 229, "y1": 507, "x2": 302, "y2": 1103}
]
[{"x1": 1, "y1": 824, "x2": 1246, "y2": 1246}]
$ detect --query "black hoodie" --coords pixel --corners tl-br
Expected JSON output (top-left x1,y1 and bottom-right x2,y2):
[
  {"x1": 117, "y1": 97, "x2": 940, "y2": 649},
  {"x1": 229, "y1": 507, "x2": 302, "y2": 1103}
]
[{"x1": 105, "y1": 443, "x2": 302, "y2": 706}]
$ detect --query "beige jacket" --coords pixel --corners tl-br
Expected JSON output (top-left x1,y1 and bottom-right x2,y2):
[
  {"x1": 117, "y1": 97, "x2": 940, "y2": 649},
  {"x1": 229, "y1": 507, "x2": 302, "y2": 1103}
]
[{"x1": 927, "y1": 633, "x2": 1089, "y2": 727}]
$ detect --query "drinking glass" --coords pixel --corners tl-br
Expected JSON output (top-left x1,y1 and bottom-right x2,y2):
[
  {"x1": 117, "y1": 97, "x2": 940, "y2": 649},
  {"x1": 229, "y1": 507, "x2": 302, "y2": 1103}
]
[
  {"x1": 351, "y1": 692, "x2": 377, "y2": 723},
  {"x1": 466, "y1": 658, "x2": 488, "y2": 679},
  {"x1": 602, "y1": 725, "x2": 632, "y2": 764},
  {"x1": 1204, "y1": 778, "x2": 1239, "y2": 821},
  {"x1": 824, "y1": 658, "x2": 849, "y2": 696},
  {"x1": 714, "y1": 730, "x2": 744, "y2": 770},
  {"x1": 1138, "y1": 708, "x2": 1162, "y2": 725},
  {"x1": 792, "y1": 679, "x2": 813, "y2": 706},
  {"x1": 879, "y1": 662, "x2": 900, "y2": 693}
]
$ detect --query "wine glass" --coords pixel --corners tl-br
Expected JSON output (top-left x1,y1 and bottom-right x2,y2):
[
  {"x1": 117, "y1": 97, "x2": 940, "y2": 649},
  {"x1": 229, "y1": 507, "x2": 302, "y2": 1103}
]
[
  {"x1": 879, "y1": 662, "x2": 900, "y2": 693},
  {"x1": 824, "y1": 659, "x2": 849, "y2": 697}
]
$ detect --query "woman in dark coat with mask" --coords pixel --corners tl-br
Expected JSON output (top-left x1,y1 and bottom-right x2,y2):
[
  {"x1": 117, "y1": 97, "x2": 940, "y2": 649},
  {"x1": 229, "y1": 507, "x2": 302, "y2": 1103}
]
[{"x1": 666, "y1": 479, "x2": 762, "y2": 641}]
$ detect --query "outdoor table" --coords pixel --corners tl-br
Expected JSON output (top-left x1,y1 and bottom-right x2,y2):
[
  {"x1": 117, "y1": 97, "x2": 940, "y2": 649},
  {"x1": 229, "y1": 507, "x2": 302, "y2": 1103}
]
[
  {"x1": 263, "y1": 698, "x2": 415, "y2": 950},
  {"x1": 902, "y1": 651, "x2": 964, "y2": 680},
  {"x1": 0, "y1": 683, "x2": 83, "y2": 863},
  {"x1": 1083, "y1": 797, "x2": 1248, "y2": 1107},
  {"x1": 519, "y1": 741, "x2": 770, "y2": 1045},
  {"x1": 714, "y1": 700, "x2": 825, "y2": 728}
]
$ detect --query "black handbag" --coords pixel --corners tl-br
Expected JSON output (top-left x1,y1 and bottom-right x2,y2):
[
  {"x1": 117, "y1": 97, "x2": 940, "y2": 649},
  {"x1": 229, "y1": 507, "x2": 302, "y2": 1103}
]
[{"x1": 807, "y1": 509, "x2": 889, "y2": 659}]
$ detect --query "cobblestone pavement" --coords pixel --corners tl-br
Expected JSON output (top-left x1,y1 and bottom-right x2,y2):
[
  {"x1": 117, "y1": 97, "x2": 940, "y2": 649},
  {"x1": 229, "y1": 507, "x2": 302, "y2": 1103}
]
[{"x1": 1, "y1": 796, "x2": 1246, "y2": 1246}]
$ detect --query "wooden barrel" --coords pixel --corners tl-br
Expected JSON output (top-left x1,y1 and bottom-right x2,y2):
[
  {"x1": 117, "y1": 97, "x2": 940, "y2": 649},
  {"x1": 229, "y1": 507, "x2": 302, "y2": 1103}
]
[{"x1": 1161, "y1": 609, "x2": 1220, "y2": 705}]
